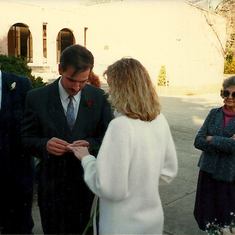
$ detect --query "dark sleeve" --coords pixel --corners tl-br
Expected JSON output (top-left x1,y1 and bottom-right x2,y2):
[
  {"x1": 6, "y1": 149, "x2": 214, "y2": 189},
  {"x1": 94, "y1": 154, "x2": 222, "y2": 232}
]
[
  {"x1": 14, "y1": 74, "x2": 33, "y2": 102},
  {"x1": 21, "y1": 91, "x2": 49, "y2": 158},
  {"x1": 195, "y1": 108, "x2": 235, "y2": 155},
  {"x1": 210, "y1": 135, "x2": 235, "y2": 154},
  {"x1": 86, "y1": 92, "x2": 113, "y2": 156},
  {"x1": 22, "y1": 76, "x2": 33, "y2": 94},
  {"x1": 194, "y1": 109, "x2": 217, "y2": 154}
]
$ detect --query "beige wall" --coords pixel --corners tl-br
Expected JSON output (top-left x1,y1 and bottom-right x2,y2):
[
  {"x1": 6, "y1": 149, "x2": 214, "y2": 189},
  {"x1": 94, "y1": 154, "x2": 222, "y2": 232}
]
[
  {"x1": 84, "y1": 1, "x2": 227, "y2": 89},
  {"x1": 0, "y1": 0, "x2": 227, "y2": 93}
]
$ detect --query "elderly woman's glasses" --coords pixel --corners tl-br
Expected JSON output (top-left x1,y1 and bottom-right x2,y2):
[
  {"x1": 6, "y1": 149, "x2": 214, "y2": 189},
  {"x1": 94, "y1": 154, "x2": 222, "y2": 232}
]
[{"x1": 223, "y1": 90, "x2": 235, "y2": 99}]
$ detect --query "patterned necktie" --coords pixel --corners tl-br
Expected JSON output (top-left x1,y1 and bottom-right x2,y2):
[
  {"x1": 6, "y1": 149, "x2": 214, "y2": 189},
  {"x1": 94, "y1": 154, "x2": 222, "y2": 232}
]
[{"x1": 66, "y1": 95, "x2": 75, "y2": 131}]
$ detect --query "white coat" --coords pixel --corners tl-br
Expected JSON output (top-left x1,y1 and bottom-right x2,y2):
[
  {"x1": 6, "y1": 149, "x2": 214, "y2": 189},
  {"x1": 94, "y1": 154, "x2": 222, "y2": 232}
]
[{"x1": 82, "y1": 113, "x2": 178, "y2": 235}]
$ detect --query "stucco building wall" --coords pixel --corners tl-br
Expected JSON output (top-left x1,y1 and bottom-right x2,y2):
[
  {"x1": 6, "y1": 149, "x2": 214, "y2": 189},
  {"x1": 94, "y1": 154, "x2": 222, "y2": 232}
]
[
  {"x1": 0, "y1": 0, "x2": 227, "y2": 94},
  {"x1": 84, "y1": 1, "x2": 226, "y2": 91}
]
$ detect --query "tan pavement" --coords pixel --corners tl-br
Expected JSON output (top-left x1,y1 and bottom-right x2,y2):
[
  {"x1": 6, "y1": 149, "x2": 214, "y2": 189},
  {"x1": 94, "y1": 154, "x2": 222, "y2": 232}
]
[
  {"x1": 159, "y1": 93, "x2": 222, "y2": 235},
  {"x1": 32, "y1": 92, "x2": 223, "y2": 235}
]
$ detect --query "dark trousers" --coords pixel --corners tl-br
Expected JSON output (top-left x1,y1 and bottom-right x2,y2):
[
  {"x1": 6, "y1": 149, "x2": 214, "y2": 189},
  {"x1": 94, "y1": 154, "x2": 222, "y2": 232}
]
[
  {"x1": 38, "y1": 183, "x2": 94, "y2": 234},
  {"x1": 0, "y1": 157, "x2": 35, "y2": 234}
]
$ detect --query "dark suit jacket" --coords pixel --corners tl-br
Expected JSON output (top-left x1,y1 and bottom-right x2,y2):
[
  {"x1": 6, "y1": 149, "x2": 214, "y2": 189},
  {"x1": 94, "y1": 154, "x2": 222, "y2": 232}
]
[
  {"x1": 0, "y1": 70, "x2": 34, "y2": 233},
  {"x1": 0, "y1": 71, "x2": 33, "y2": 171},
  {"x1": 194, "y1": 107, "x2": 235, "y2": 182},
  {"x1": 21, "y1": 78, "x2": 113, "y2": 233}
]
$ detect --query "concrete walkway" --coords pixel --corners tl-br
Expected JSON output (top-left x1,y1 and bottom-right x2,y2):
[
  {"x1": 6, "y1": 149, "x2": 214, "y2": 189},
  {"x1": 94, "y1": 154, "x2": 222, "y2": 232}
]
[
  {"x1": 159, "y1": 93, "x2": 222, "y2": 235},
  {"x1": 32, "y1": 92, "x2": 223, "y2": 234}
]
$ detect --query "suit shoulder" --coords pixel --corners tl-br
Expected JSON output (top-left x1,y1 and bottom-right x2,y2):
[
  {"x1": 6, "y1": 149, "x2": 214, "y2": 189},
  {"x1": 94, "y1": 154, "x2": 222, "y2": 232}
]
[
  {"x1": 209, "y1": 107, "x2": 222, "y2": 115},
  {"x1": 2, "y1": 71, "x2": 33, "y2": 92},
  {"x1": 27, "y1": 81, "x2": 53, "y2": 96},
  {"x1": 86, "y1": 84, "x2": 105, "y2": 93},
  {"x1": 84, "y1": 84, "x2": 108, "y2": 99},
  {"x1": 211, "y1": 107, "x2": 221, "y2": 111},
  {"x1": 2, "y1": 71, "x2": 30, "y2": 82}
]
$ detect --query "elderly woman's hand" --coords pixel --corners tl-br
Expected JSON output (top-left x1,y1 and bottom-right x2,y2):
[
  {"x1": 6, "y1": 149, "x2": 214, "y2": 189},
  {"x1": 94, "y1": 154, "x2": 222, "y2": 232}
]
[
  {"x1": 230, "y1": 134, "x2": 235, "y2": 140},
  {"x1": 68, "y1": 146, "x2": 90, "y2": 161},
  {"x1": 206, "y1": 135, "x2": 213, "y2": 142}
]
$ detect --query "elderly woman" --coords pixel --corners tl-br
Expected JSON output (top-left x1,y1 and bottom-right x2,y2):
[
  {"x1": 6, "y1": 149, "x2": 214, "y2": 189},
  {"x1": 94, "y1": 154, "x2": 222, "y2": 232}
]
[
  {"x1": 194, "y1": 75, "x2": 235, "y2": 231},
  {"x1": 69, "y1": 58, "x2": 178, "y2": 235}
]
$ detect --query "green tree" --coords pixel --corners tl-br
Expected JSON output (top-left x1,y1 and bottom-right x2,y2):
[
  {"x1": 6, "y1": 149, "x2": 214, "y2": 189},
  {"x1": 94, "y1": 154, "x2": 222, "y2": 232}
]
[
  {"x1": 0, "y1": 54, "x2": 47, "y2": 88},
  {"x1": 214, "y1": 0, "x2": 235, "y2": 73}
]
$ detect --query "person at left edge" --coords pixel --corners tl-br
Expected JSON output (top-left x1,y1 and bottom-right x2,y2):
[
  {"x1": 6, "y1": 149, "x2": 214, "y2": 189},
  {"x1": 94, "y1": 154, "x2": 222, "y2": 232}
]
[
  {"x1": 21, "y1": 44, "x2": 113, "y2": 234},
  {"x1": 0, "y1": 69, "x2": 34, "y2": 234}
]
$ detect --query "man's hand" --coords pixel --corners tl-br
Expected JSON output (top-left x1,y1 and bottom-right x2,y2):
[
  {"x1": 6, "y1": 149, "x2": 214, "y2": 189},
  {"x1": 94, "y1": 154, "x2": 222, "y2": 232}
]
[{"x1": 46, "y1": 137, "x2": 70, "y2": 156}]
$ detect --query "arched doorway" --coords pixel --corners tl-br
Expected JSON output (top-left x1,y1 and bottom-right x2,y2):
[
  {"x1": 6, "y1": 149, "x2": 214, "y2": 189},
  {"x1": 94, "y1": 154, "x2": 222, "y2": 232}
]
[
  {"x1": 57, "y1": 28, "x2": 75, "y2": 63},
  {"x1": 8, "y1": 23, "x2": 33, "y2": 62}
]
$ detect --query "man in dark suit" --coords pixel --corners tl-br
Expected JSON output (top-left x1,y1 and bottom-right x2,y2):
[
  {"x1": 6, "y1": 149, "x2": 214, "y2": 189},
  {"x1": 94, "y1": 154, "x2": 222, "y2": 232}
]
[
  {"x1": 21, "y1": 44, "x2": 113, "y2": 234},
  {"x1": 0, "y1": 70, "x2": 34, "y2": 234}
]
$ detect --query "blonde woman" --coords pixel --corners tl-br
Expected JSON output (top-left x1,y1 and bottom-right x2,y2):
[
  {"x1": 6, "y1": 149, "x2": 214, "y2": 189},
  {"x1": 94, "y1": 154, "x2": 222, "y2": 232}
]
[{"x1": 70, "y1": 58, "x2": 178, "y2": 235}]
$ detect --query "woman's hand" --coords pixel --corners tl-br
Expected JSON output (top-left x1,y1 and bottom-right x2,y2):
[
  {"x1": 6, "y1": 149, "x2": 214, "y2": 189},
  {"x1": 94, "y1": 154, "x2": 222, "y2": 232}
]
[
  {"x1": 71, "y1": 140, "x2": 90, "y2": 148},
  {"x1": 206, "y1": 135, "x2": 213, "y2": 142},
  {"x1": 230, "y1": 134, "x2": 235, "y2": 140},
  {"x1": 68, "y1": 146, "x2": 90, "y2": 161},
  {"x1": 67, "y1": 140, "x2": 89, "y2": 153}
]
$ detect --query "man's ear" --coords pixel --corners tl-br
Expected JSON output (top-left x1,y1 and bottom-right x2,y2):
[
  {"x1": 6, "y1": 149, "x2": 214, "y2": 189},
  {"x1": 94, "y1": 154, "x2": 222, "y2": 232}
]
[{"x1": 58, "y1": 64, "x2": 62, "y2": 75}]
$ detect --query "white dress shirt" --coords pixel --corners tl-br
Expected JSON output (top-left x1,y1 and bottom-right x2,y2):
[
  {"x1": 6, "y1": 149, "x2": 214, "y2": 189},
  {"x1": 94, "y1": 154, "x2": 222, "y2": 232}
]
[{"x1": 58, "y1": 77, "x2": 81, "y2": 120}]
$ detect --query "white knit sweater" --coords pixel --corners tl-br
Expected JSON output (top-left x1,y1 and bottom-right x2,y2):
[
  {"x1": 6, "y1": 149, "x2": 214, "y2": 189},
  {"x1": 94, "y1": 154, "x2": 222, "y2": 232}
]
[{"x1": 81, "y1": 113, "x2": 178, "y2": 235}]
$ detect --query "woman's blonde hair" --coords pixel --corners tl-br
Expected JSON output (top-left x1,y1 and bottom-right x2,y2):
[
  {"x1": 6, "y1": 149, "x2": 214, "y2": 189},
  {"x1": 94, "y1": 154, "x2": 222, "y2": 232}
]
[{"x1": 103, "y1": 57, "x2": 161, "y2": 121}]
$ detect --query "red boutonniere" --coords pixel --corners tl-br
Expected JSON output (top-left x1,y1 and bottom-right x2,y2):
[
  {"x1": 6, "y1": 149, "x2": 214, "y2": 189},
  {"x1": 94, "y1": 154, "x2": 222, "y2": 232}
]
[{"x1": 84, "y1": 99, "x2": 94, "y2": 110}]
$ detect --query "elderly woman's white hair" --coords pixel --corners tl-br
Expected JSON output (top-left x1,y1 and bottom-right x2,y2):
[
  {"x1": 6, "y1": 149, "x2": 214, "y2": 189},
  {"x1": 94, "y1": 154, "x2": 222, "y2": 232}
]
[{"x1": 222, "y1": 75, "x2": 235, "y2": 90}]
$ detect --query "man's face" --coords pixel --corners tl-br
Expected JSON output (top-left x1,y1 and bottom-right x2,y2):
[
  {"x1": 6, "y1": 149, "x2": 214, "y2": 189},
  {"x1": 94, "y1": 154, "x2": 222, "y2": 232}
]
[{"x1": 59, "y1": 64, "x2": 90, "y2": 96}]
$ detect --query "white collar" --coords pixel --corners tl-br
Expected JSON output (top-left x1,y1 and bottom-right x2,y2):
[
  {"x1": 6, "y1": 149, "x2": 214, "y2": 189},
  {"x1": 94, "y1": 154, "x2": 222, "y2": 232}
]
[
  {"x1": 58, "y1": 77, "x2": 81, "y2": 101},
  {"x1": 114, "y1": 109, "x2": 123, "y2": 118},
  {"x1": 0, "y1": 70, "x2": 2, "y2": 108},
  {"x1": 0, "y1": 70, "x2": 2, "y2": 90}
]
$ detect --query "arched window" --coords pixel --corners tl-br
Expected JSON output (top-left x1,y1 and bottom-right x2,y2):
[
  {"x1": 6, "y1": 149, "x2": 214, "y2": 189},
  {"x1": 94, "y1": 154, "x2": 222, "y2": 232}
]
[
  {"x1": 57, "y1": 28, "x2": 75, "y2": 63},
  {"x1": 8, "y1": 23, "x2": 33, "y2": 62}
]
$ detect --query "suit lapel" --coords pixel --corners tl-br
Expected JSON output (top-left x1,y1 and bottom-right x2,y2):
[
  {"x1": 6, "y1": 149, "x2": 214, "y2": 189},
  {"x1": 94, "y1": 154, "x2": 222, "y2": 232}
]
[
  {"x1": 0, "y1": 74, "x2": 8, "y2": 127},
  {"x1": 46, "y1": 79, "x2": 71, "y2": 138},
  {"x1": 224, "y1": 116, "x2": 235, "y2": 135},
  {"x1": 1, "y1": 74, "x2": 9, "y2": 112},
  {"x1": 45, "y1": 83, "x2": 94, "y2": 140},
  {"x1": 214, "y1": 109, "x2": 224, "y2": 135},
  {"x1": 215, "y1": 107, "x2": 235, "y2": 136},
  {"x1": 1, "y1": 72, "x2": 16, "y2": 120},
  {"x1": 72, "y1": 86, "x2": 90, "y2": 138}
]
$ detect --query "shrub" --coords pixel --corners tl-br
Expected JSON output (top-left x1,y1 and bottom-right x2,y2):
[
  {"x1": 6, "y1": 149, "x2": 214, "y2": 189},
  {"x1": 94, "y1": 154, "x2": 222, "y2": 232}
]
[
  {"x1": 158, "y1": 65, "x2": 169, "y2": 86},
  {"x1": 224, "y1": 53, "x2": 235, "y2": 74},
  {"x1": 0, "y1": 54, "x2": 47, "y2": 88}
]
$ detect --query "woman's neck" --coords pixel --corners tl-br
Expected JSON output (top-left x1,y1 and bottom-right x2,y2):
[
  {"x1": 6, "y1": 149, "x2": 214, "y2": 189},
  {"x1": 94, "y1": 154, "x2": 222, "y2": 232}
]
[{"x1": 224, "y1": 105, "x2": 235, "y2": 112}]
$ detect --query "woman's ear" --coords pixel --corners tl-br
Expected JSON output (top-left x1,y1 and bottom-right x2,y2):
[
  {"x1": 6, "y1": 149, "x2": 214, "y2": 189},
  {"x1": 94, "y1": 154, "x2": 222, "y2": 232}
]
[{"x1": 220, "y1": 89, "x2": 224, "y2": 98}]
